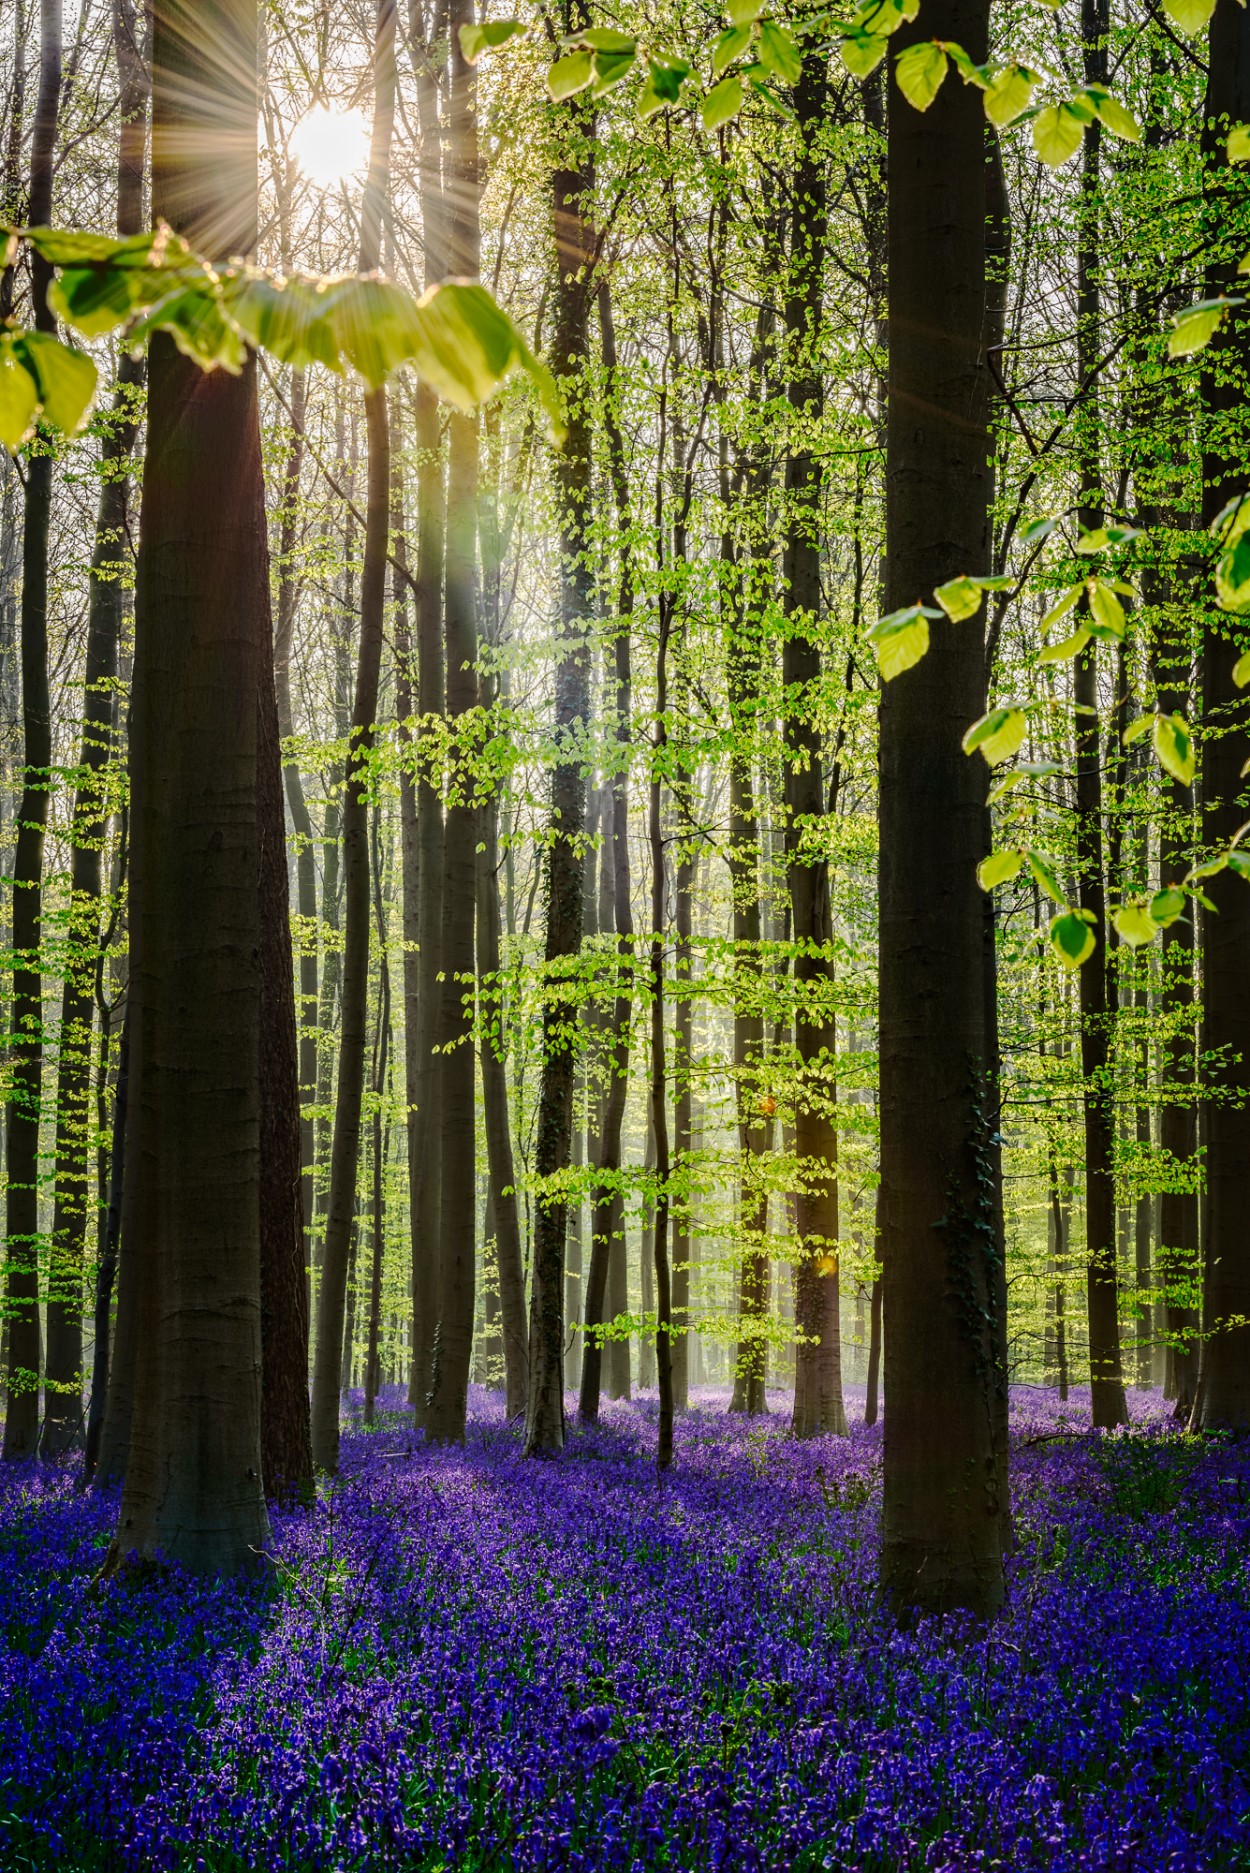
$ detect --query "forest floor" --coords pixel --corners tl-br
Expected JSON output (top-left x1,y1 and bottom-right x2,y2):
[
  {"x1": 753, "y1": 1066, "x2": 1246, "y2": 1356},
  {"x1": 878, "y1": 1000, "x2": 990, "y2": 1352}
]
[{"x1": 1, "y1": 1385, "x2": 1247, "y2": 1872}]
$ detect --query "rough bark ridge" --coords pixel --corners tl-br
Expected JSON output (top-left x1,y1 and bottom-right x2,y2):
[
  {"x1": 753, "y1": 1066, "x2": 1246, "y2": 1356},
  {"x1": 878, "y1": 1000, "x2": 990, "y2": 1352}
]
[
  {"x1": 107, "y1": 0, "x2": 270, "y2": 1572},
  {"x1": 1198, "y1": 5, "x2": 1250, "y2": 1430},
  {"x1": 782, "y1": 54, "x2": 846, "y2": 1441},
  {"x1": 310, "y1": 0, "x2": 396, "y2": 1471},
  {"x1": 878, "y1": 0, "x2": 1006, "y2": 1619},
  {"x1": 3, "y1": 0, "x2": 61, "y2": 1461},
  {"x1": 524, "y1": 61, "x2": 595, "y2": 1457}
]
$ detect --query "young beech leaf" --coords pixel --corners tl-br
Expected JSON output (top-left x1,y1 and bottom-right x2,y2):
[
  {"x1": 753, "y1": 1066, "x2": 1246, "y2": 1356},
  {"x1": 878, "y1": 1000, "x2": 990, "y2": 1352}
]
[
  {"x1": 1021, "y1": 513, "x2": 1063, "y2": 546},
  {"x1": 576, "y1": 26, "x2": 637, "y2": 51},
  {"x1": 983, "y1": 62, "x2": 1038, "y2": 126},
  {"x1": 1151, "y1": 887, "x2": 1187, "y2": 927},
  {"x1": 1027, "y1": 849, "x2": 1066, "y2": 905},
  {"x1": 548, "y1": 51, "x2": 595, "y2": 99},
  {"x1": 0, "y1": 340, "x2": 39, "y2": 449},
  {"x1": 1038, "y1": 626, "x2": 1090, "y2": 665},
  {"x1": 1168, "y1": 298, "x2": 1241, "y2": 358},
  {"x1": 1123, "y1": 712, "x2": 1154, "y2": 748},
  {"x1": 866, "y1": 603, "x2": 940, "y2": 681},
  {"x1": 1154, "y1": 711, "x2": 1196, "y2": 787},
  {"x1": 1033, "y1": 101, "x2": 1087, "y2": 167},
  {"x1": 895, "y1": 40, "x2": 948, "y2": 110},
  {"x1": 1161, "y1": 0, "x2": 1216, "y2": 32},
  {"x1": 1227, "y1": 849, "x2": 1250, "y2": 878},
  {"x1": 1216, "y1": 531, "x2": 1250, "y2": 613},
  {"x1": 727, "y1": 0, "x2": 763, "y2": 22},
  {"x1": 1049, "y1": 909, "x2": 1097, "y2": 970},
  {"x1": 1229, "y1": 124, "x2": 1250, "y2": 164},
  {"x1": 1090, "y1": 90, "x2": 1141, "y2": 143},
  {"x1": 758, "y1": 19, "x2": 801, "y2": 84},
  {"x1": 840, "y1": 29, "x2": 887, "y2": 77},
  {"x1": 1041, "y1": 583, "x2": 1084, "y2": 631},
  {"x1": 1086, "y1": 578, "x2": 1126, "y2": 640},
  {"x1": 978, "y1": 848, "x2": 1024, "y2": 891},
  {"x1": 1113, "y1": 904, "x2": 1158, "y2": 948},
  {"x1": 15, "y1": 332, "x2": 97, "y2": 434},
  {"x1": 701, "y1": 74, "x2": 744, "y2": 129},
  {"x1": 1233, "y1": 649, "x2": 1250, "y2": 688},
  {"x1": 591, "y1": 48, "x2": 637, "y2": 93},
  {"x1": 713, "y1": 24, "x2": 753, "y2": 74},
  {"x1": 962, "y1": 705, "x2": 1027, "y2": 766},
  {"x1": 458, "y1": 19, "x2": 521, "y2": 63},
  {"x1": 935, "y1": 576, "x2": 984, "y2": 622}
]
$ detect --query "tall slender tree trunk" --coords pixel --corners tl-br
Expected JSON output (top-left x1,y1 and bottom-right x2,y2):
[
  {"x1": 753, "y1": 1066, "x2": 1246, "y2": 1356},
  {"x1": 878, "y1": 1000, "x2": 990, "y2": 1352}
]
[
  {"x1": 878, "y1": 0, "x2": 1006, "y2": 1618},
  {"x1": 3, "y1": 0, "x2": 61, "y2": 1461},
  {"x1": 524, "y1": 56, "x2": 594, "y2": 1456},
  {"x1": 783, "y1": 53, "x2": 845, "y2": 1440},
  {"x1": 426, "y1": 0, "x2": 479, "y2": 1443},
  {"x1": 648, "y1": 607, "x2": 675, "y2": 1467},
  {"x1": 364, "y1": 810, "x2": 391, "y2": 1427},
  {"x1": 310, "y1": 0, "x2": 396, "y2": 1471},
  {"x1": 44, "y1": 0, "x2": 144, "y2": 1457},
  {"x1": 477, "y1": 786, "x2": 527, "y2": 1415},
  {"x1": 106, "y1": 0, "x2": 271, "y2": 1572},
  {"x1": 1074, "y1": 0, "x2": 1128, "y2": 1432},
  {"x1": 1197, "y1": 7, "x2": 1250, "y2": 1429}
]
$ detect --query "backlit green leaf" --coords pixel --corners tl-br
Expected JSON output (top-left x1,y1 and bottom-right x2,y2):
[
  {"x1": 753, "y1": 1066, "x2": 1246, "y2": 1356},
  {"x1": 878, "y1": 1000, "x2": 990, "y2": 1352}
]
[
  {"x1": 701, "y1": 74, "x2": 745, "y2": 129},
  {"x1": 1112, "y1": 904, "x2": 1158, "y2": 947},
  {"x1": 1123, "y1": 713, "x2": 1154, "y2": 747},
  {"x1": 1154, "y1": 711, "x2": 1195, "y2": 787},
  {"x1": 839, "y1": 30, "x2": 888, "y2": 77},
  {"x1": 978, "y1": 848, "x2": 1024, "y2": 890},
  {"x1": 15, "y1": 331, "x2": 97, "y2": 433},
  {"x1": 935, "y1": 576, "x2": 985, "y2": 622},
  {"x1": 1041, "y1": 583, "x2": 1083, "y2": 631},
  {"x1": 459, "y1": 19, "x2": 521, "y2": 62},
  {"x1": 1037, "y1": 627, "x2": 1090, "y2": 665},
  {"x1": 1049, "y1": 909, "x2": 1096, "y2": 969},
  {"x1": 0, "y1": 340, "x2": 39, "y2": 449},
  {"x1": 575, "y1": 26, "x2": 637, "y2": 51},
  {"x1": 1151, "y1": 887, "x2": 1187, "y2": 927},
  {"x1": 866, "y1": 603, "x2": 940, "y2": 681},
  {"x1": 548, "y1": 51, "x2": 595, "y2": 98},
  {"x1": 1168, "y1": 298, "x2": 1240, "y2": 358},
  {"x1": 758, "y1": 19, "x2": 801, "y2": 83},
  {"x1": 895, "y1": 40, "x2": 947, "y2": 110},
  {"x1": 1233, "y1": 649, "x2": 1250, "y2": 688},
  {"x1": 713, "y1": 24, "x2": 753, "y2": 74},
  {"x1": 963, "y1": 705, "x2": 1027, "y2": 766},
  {"x1": 591, "y1": 47, "x2": 636, "y2": 93},
  {"x1": 1033, "y1": 102, "x2": 1086, "y2": 167},
  {"x1": 1230, "y1": 125, "x2": 1250, "y2": 164},
  {"x1": 1216, "y1": 530, "x2": 1250, "y2": 613},
  {"x1": 727, "y1": 0, "x2": 763, "y2": 22},
  {"x1": 1161, "y1": 0, "x2": 1216, "y2": 32},
  {"x1": 1087, "y1": 579, "x2": 1126, "y2": 639},
  {"x1": 1028, "y1": 849, "x2": 1066, "y2": 906},
  {"x1": 983, "y1": 62, "x2": 1037, "y2": 127}
]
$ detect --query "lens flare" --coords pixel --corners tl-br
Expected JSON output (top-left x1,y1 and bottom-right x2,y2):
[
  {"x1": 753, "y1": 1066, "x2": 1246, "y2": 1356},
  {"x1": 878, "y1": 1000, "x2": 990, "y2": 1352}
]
[{"x1": 289, "y1": 105, "x2": 370, "y2": 189}]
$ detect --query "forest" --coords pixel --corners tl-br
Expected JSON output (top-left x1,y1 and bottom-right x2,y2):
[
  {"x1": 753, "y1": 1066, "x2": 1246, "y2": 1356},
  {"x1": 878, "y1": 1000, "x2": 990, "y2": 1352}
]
[{"x1": 1, "y1": 0, "x2": 1249, "y2": 1863}]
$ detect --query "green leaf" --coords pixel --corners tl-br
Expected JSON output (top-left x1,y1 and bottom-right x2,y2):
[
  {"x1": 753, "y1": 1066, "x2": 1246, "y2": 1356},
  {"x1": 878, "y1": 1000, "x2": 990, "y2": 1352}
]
[
  {"x1": 1028, "y1": 849, "x2": 1066, "y2": 906},
  {"x1": 839, "y1": 29, "x2": 888, "y2": 78},
  {"x1": 962, "y1": 705, "x2": 1027, "y2": 766},
  {"x1": 14, "y1": 331, "x2": 97, "y2": 433},
  {"x1": 575, "y1": 26, "x2": 636, "y2": 50},
  {"x1": 1033, "y1": 102, "x2": 1086, "y2": 167},
  {"x1": 1123, "y1": 712, "x2": 1154, "y2": 747},
  {"x1": 1154, "y1": 711, "x2": 1195, "y2": 787},
  {"x1": 1161, "y1": 0, "x2": 1216, "y2": 32},
  {"x1": 459, "y1": 19, "x2": 521, "y2": 62},
  {"x1": 935, "y1": 576, "x2": 985, "y2": 622},
  {"x1": 1233, "y1": 649, "x2": 1250, "y2": 688},
  {"x1": 978, "y1": 848, "x2": 1024, "y2": 890},
  {"x1": 639, "y1": 57, "x2": 689, "y2": 113},
  {"x1": 1112, "y1": 904, "x2": 1158, "y2": 947},
  {"x1": 1038, "y1": 627, "x2": 1090, "y2": 665},
  {"x1": 1230, "y1": 125, "x2": 1250, "y2": 164},
  {"x1": 1227, "y1": 849, "x2": 1250, "y2": 878},
  {"x1": 726, "y1": 0, "x2": 763, "y2": 21},
  {"x1": 701, "y1": 74, "x2": 744, "y2": 129},
  {"x1": 1041, "y1": 583, "x2": 1083, "y2": 632},
  {"x1": 866, "y1": 602, "x2": 940, "y2": 681},
  {"x1": 0, "y1": 339, "x2": 39, "y2": 449},
  {"x1": 983, "y1": 62, "x2": 1038, "y2": 127},
  {"x1": 1049, "y1": 909, "x2": 1097, "y2": 970},
  {"x1": 548, "y1": 51, "x2": 595, "y2": 99},
  {"x1": 1086, "y1": 579, "x2": 1126, "y2": 640},
  {"x1": 895, "y1": 40, "x2": 948, "y2": 110},
  {"x1": 1090, "y1": 89, "x2": 1140, "y2": 142},
  {"x1": 1020, "y1": 513, "x2": 1062, "y2": 546},
  {"x1": 1216, "y1": 530, "x2": 1250, "y2": 613},
  {"x1": 227, "y1": 273, "x2": 343, "y2": 374},
  {"x1": 126, "y1": 283, "x2": 249, "y2": 372},
  {"x1": 591, "y1": 47, "x2": 636, "y2": 93},
  {"x1": 757, "y1": 18, "x2": 801, "y2": 83},
  {"x1": 1151, "y1": 887, "x2": 1187, "y2": 927},
  {"x1": 713, "y1": 24, "x2": 753, "y2": 74},
  {"x1": 1168, "y1": 298, "x2": 1241, "y2": 359},
  {"x1": 411, "y1": 280, "x2": 564, "y2": 438},
  {"x1": 945, "y1": 42, "x2": 988, "y2": 87}
]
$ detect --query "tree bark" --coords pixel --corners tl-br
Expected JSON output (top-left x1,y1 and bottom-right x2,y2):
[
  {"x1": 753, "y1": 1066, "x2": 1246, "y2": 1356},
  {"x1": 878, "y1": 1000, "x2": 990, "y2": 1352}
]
[
  {"x1": 878, "y1": 0, "x2": 1006, "y2": 1618},
  {"x1": 477, "y1": 787, "x2": 527, "y2": 1415},
  {"x1": 3, "y1": 0, "x2": 61, "y2": 1461}
]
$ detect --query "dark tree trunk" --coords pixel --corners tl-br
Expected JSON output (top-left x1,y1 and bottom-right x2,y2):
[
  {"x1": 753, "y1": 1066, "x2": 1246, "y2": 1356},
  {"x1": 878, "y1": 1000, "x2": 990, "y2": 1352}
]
[
  {"x1": 363, "y1": 811, "x2": 391, "y2": 1429},
  {"x1": 783, "y1": 53, "x2": 845, "y2": 1441},
  {"x1": 3, "y1": 0, "x2": 61, "y2": 1461},
  {"x1": 44, "y1": 0, "x2": 145, "y2": 1458},
  {"x1": 477, "y1": 788, "x2": 527, "y2": 1416},
  {"x1": 524, "y1": 66, "x2": 594, "y2": 1457},
  {"x1": 84, "y1": 1010, "x2": 128, "y2": 1479},
  {"x1": 310, "y1": 0, "x2": 396, "y2": 1470},
  {"x1": 1198, "y1": 6, "x2": 1250, "y2": 1429},
  {"x1": 106, "y1": 0, "x2": 270, "y2": 1573},
  {"x1": 878, "y1": 0, "x2": 1006, "y2": 1618}
]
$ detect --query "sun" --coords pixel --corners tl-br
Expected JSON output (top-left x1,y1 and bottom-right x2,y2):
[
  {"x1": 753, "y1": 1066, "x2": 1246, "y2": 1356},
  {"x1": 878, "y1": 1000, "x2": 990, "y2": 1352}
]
[{"x1": 289, "y1": 105, "x2": 371, "y2": 190}]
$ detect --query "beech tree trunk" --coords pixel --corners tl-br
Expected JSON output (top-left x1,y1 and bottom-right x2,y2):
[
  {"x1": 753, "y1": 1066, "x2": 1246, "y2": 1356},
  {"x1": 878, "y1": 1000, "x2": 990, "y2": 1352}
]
[
  {"x1": 310, "y1": 0, "x2": 396, "y2": 1471},
  {"x1": 107, "y1": 0, "x2": 270, "y2": 1572},
  {"x1": 878, "y1": 0, "x2": 1006, "y2": 1618},
  {"x1": 1198, "y1": 6, "x2": 1250, "y2": 1430},
  {"x1": 477, "y1": 787, "x2": 527, "y2": 1416},
  {"x1": 3, "y1": 0, "x2": 61, "y2": 1461},
  {"x1": 524, "y1": 59, "x2": 594, "y2": 1457}
]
